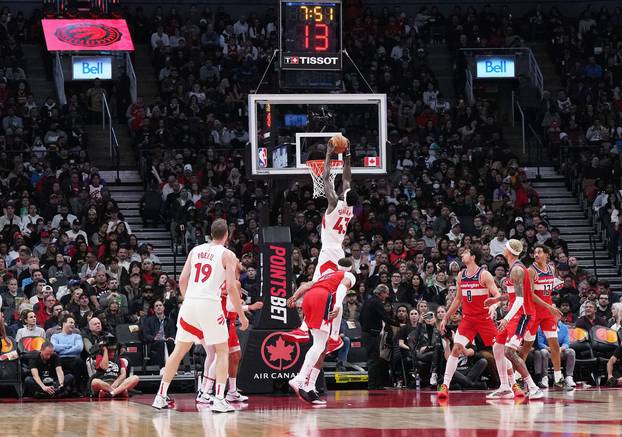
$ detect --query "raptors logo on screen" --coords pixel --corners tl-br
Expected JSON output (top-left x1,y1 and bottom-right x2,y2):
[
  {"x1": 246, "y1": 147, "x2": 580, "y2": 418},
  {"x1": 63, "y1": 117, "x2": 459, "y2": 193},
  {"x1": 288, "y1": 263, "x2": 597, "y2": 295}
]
[{"x1": 55, "y1": 23, "x2": 122, "y2": 48}]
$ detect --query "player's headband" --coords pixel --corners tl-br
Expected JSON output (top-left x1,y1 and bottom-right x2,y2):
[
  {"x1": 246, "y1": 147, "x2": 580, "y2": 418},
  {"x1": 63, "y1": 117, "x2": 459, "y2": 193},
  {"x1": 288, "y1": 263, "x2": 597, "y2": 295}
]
[
  {"x1": 505, "y1": 241, "x2": 521, "y2": 256},
  {"x1": 337, "y1": 263, "x2": 350, "y2": 271}
]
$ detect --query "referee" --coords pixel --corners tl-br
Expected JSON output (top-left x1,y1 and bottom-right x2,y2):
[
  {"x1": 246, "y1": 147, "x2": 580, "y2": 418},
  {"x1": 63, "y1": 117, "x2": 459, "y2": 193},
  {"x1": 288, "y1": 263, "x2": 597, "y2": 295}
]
[{"x1": 359, "y1": 284, "x2": 399, "y2": 390}]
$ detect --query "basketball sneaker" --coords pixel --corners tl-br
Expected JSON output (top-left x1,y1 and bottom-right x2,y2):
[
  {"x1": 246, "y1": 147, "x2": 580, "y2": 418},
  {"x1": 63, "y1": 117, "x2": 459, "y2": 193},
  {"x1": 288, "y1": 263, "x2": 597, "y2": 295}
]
[
  {"x1": 512, "y1": 383, "x2": 526, "y2": 398},
  {"x1": 553, "y1": 378, "x2": 573, "y2": 392},
  {"x1": 211, "y1": 397, "x2": 235, "y2": 413},
  {"x1": 565, "y1": 376, "x2": 576, "y2": 388},
  {"x1": 528, "y1": 388, "x2": 544, "y2": 399},
  {"x1": 300, "y1": 389, "x2": 326, "y2": 405},
  {"x1": 152, "y1": 395, "x2": 175, "y2": 410},
  {"x1": 437, "y1": 383, "x2": 449, "y2": 400},
  {"x1": 282, "y1": 328, "x2": 310, "y2": 343},
  {"x1": 196, "y1": 390, "x2": 213, "y2": 404},
  {"x1": 289, "y1": 378, "x2": 303, "y2": 397},
  {"x1": 327, "y1": 337, "x2": 344, "y2": 354},
  {"x1": 486, "y1": 387, "x2": 514, "y2": 399},
  {"x1": 226, "y1": 391, "x2": 249, "y2": 402}
]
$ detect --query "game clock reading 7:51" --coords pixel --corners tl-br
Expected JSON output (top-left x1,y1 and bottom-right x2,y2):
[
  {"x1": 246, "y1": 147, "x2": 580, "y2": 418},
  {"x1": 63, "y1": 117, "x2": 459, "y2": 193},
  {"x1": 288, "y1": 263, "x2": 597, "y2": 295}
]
[{"x1": 280, "y1": 0, "x2": 342, "y2": 71}]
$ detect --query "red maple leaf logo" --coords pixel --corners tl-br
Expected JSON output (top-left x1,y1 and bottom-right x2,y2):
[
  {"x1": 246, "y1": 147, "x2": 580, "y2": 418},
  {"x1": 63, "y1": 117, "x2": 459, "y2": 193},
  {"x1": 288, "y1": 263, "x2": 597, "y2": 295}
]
[{"x1": 266, "y1": 337, "x2": 294, "y2": 369}]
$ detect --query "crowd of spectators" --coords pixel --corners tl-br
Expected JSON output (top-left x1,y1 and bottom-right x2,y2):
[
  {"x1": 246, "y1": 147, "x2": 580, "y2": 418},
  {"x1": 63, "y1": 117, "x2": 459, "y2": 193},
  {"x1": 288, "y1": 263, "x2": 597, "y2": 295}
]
[
  {"x1": 112, "y1": 3, "x2": 622, "y2": 390},
  {"x1": 0, "y1": 6, "x2": 190, "y2": 397},
  {"x1": 1, "y1": 2, "x2": 622, "y2": 397}
]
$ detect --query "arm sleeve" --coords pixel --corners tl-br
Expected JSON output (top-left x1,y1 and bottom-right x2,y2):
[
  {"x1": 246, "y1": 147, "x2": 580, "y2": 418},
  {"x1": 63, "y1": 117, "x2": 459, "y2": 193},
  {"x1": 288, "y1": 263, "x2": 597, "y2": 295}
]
[
  {"x1": 334, "y1": 284, "x2": 348, "y2": 309},
  {"x1": 503, "y1": 296, "x2": 523, "y2": 322}
]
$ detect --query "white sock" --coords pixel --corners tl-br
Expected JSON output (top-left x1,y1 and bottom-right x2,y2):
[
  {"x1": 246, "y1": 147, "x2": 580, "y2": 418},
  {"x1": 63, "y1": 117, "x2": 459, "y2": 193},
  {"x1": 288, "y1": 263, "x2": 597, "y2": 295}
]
[
  {"x1": 203, "y1": 377, "x2": 215, "y2": 394},
  {"x1": 304, "y1": 367, "x2": 321, "y2": 391},
  {"x1": 525, "y1": 376, "x2": 538, "y2": 392},
  {"x1": 493, "y1": 344, "x2": 509, "y2": 390},
  {"x1": 443, "y1": 355, "x2": 459, "y2": 387},
  {"x1": 158, "y1": 381, "x2": 170, "y2": 397},
  {"x1": 554, "y1": 370, "x2": 563, "y2": 382},
  {"x1": 228, "y1": 377, "x2": 237, "y2": 393},
  {"x1": 215, "y1": 383, "x2": 226, "y2": 400}
]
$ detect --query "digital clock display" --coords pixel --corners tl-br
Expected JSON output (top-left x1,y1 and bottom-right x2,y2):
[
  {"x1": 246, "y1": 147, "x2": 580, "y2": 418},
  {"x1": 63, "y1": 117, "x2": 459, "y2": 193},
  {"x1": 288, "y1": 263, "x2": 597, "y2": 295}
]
[{"x1": 280, "y1": 0, "x2": 342, "y2": 71}]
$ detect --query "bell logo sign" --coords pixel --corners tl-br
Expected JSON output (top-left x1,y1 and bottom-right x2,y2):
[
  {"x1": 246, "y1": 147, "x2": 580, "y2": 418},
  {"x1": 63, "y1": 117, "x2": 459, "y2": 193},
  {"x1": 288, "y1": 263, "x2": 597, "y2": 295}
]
[
  {"x1": 476, "y1": 56, "x2": 515, "y2": 78},
  {"x1": 72, "y1": 56, "x2": 112, "y2": 80}
]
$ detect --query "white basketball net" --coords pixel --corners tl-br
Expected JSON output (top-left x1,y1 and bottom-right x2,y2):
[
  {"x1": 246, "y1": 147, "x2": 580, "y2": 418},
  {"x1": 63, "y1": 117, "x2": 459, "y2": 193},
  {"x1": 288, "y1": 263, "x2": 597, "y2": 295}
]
[{"x1": 306, "y1": 160, "x2": 343, "y2": 198}]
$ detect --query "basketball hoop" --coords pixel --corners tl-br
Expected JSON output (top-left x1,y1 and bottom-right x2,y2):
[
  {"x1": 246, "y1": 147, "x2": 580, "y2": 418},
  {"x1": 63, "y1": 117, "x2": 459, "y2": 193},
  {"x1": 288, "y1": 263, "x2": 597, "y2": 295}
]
[{"x1": 306, "y1": 159, "x2": 343, "y2": 198}]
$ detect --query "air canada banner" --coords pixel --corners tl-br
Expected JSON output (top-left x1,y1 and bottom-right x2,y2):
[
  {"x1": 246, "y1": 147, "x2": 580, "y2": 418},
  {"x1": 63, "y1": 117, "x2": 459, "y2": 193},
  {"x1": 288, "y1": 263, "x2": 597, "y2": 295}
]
[{"x1": 42, "y1": 19, "x2": 135, "y2": 52}]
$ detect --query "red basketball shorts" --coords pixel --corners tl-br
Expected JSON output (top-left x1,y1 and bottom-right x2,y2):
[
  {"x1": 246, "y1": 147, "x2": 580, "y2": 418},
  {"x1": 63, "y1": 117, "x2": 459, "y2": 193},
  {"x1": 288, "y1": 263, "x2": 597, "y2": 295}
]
[
  {"x1": 524, "y1": 311, "x2": 558, "y2": 341},
  {"x1": 455, "y1": 315, "x2": 497, "y2": 347},
  {"x1": 302, "y1": 287, "x2": 333, "y2": 332},
  {"x1": 496, "y1": 314, "x2": 535, "y2": 349}
]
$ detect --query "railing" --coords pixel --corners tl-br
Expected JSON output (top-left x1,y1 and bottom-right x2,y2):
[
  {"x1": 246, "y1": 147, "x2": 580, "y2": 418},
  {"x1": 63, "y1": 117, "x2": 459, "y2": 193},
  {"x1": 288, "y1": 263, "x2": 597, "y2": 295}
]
[
  {"x1": 527, "y1": 49, "x2": 544, "y2": 97},
  {"x1": 53, "y1": 53, "x2": 66, "y2": 106},
  {"x1": 101, "y1": 93, "x2": 121, "y2": 183},
  {"x1": 464, "y1": 68, "x2": 474, "y2": 105},
  {"x1": 526, "y1": 124, "x2": 544, "y2": 179},
  {"x1": 512, "y1": 93, "x2": 526, "y2": 155},
  {"x1": 588, "y1": 235, "x2": 599, "y2": 281},
  {"x1": 126, "y1": 53, "x2": 138, "y2": 104}
]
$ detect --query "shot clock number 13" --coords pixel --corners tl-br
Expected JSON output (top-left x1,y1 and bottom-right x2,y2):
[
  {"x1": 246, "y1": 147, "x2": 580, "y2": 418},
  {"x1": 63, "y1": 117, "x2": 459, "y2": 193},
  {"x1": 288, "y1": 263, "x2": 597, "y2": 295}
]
[{"x1": 280, "y1": 0, "x2": 343, "y2": 71}]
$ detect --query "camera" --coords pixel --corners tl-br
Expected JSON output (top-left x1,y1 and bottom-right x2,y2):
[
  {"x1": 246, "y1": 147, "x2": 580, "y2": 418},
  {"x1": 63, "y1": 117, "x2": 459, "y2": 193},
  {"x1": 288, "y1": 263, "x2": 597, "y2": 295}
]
[{"x1": 99, "y1": 333, "x2": 118, "y2": 348}]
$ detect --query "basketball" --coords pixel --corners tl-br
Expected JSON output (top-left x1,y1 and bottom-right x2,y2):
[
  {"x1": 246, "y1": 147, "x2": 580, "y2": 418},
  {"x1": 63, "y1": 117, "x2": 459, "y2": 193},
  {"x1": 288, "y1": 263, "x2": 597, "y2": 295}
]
[{"x1": 329, "y1": 134, "x2": 349, "y2": 154}]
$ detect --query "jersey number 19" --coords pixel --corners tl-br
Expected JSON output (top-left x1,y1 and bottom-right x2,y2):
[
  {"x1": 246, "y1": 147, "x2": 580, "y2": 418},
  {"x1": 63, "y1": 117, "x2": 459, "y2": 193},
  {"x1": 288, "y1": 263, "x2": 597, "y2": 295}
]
[{"x1": 193, "y1": 263, "x2": 213, "y2": 283}]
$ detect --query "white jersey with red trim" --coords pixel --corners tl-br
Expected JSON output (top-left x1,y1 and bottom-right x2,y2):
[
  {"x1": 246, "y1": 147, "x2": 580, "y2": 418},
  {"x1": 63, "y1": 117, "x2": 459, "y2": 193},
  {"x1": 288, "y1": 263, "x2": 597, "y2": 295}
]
[
  {"x1": 184, "y1": 243, "x2": 228, "y2": 301},
  {"x1": 321, "y1": 200, "x2": 353, "y2": 248}
]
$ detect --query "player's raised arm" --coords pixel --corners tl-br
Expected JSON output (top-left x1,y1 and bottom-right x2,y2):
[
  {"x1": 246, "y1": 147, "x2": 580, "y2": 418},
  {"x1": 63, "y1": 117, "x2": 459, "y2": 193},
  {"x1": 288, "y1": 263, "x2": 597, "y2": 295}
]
[
  {"x1": 224, "y1": 250, "x2": 248, "y2": 330},
  {"x1": 178, "y1": 251, "x2": 192, "y2": 297},
  {"x1": 329, "y1": 271, "x2": 356, "y2": 320},
  {"x1": 323, "y1": 139, "x2": 338, "y2": 209},
  {"x1": 342, "y1": 136, "x2": 352, "y2": 191},
  {"x1": 441, "y1": 275, "x2": 462, "y2": 334}
]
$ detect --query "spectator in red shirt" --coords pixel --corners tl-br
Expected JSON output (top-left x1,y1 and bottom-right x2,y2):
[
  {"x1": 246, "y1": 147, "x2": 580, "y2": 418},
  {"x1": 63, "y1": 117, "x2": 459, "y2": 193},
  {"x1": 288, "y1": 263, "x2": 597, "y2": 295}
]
[
  {"x1": 36, "y1": 294, "x2": 56, "y2": 327},
  {"x1": 389, "y1": 239, "x2": 408, "y2": 265}
]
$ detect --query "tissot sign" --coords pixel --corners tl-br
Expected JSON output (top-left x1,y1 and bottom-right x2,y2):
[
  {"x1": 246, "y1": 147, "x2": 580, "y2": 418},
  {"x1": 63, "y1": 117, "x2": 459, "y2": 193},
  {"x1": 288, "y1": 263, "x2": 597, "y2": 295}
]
[
  {"x1": 42, "y1": 19, "x2": 135, "y2": 52},
  {"x1": 282, "y1": 55, "x2": 340, "y2": 69}
]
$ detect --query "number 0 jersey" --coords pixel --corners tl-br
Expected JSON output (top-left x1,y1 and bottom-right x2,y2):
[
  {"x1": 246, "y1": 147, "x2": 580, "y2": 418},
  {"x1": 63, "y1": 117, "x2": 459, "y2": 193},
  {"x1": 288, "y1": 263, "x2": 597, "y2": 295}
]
[
  {"x1": 459, "y1": 266, "x2": 490, "y2": 318},
  {"x1": 185, "y1": 243, "x2": 228, "y2": 301},
  {"x1": 532, "y1": 263, "x2": 555, "y2": 311},
  {"x1": 505, "y1": 261, "x2": 535, "y2": 316},
  {"x1": 321, "y1": 199, "x2": 353, "y2": 248}
]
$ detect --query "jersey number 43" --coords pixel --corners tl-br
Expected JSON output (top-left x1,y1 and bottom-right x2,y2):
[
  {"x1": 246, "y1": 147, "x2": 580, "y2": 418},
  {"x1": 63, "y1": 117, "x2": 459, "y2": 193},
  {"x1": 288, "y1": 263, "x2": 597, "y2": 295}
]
[{"x1": 333, "y1": 217, "x2": 351, "y2": 235}]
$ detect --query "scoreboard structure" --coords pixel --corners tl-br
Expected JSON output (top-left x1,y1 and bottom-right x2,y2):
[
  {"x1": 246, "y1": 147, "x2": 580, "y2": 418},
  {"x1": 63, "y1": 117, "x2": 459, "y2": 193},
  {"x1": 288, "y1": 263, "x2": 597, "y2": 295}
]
[{"x1": 280, "y1": 0, "x2": 342, "y2": 71}]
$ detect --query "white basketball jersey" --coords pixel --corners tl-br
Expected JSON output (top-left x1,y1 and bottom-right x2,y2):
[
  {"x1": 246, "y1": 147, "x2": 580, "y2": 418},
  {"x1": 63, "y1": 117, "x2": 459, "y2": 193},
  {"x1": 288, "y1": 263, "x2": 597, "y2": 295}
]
[
  {"x1": 184, "y1": 243, "x2": 228, "y2": 301},
  {"x1": 321, "y1": 200, "x2": 353, "y2": 248}
]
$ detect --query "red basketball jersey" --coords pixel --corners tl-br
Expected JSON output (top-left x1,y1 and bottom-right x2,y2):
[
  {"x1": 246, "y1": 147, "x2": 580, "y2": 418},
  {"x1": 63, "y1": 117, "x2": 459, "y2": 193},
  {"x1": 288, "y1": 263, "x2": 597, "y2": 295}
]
[
  {"x1": 532, "y1": 263, "x2": 555, "y2": 308},
  {"x1": 505, "y1": 261, "x2": 535, "y2": 316},
  {"x1": 460, "y1": 266, "x2": 490, "y2": 318}
]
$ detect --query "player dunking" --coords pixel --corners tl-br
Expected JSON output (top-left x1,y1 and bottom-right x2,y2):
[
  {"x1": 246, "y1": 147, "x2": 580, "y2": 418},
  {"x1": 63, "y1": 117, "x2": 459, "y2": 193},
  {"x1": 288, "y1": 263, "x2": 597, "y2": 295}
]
[
  {"x1": 521, "y1": 245, "x2": 569, "y2": 390},
  {"x1": 286, "y1": 258, "x2": 356, "y2": 404},
  {"x1": 284, "y1": 137, "x2": 358, "y2": 356},
  {"x1": 438, "y1": 247, "x2": 501, "y2": 399},
  {"x1": 152, "y1": 219, "x2": 249, "y2": 413},
  {"x1": 484, "y1": 239, "x2": 544, "y2": 400}
]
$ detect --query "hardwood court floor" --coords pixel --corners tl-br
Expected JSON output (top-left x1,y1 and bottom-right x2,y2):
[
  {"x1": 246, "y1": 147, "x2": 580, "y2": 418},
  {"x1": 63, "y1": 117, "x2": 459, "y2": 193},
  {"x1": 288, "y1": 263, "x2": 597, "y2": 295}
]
[{"x1": 2, "y1": 388, "x2": 622, "y2": 436}]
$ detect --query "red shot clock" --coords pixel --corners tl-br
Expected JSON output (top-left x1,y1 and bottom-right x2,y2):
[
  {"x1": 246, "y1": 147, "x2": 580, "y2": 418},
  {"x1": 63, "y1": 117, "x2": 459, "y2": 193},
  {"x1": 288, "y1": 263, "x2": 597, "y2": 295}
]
[{"x1": 280, "y1": 0, "x2": 342, "y2": 71}]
